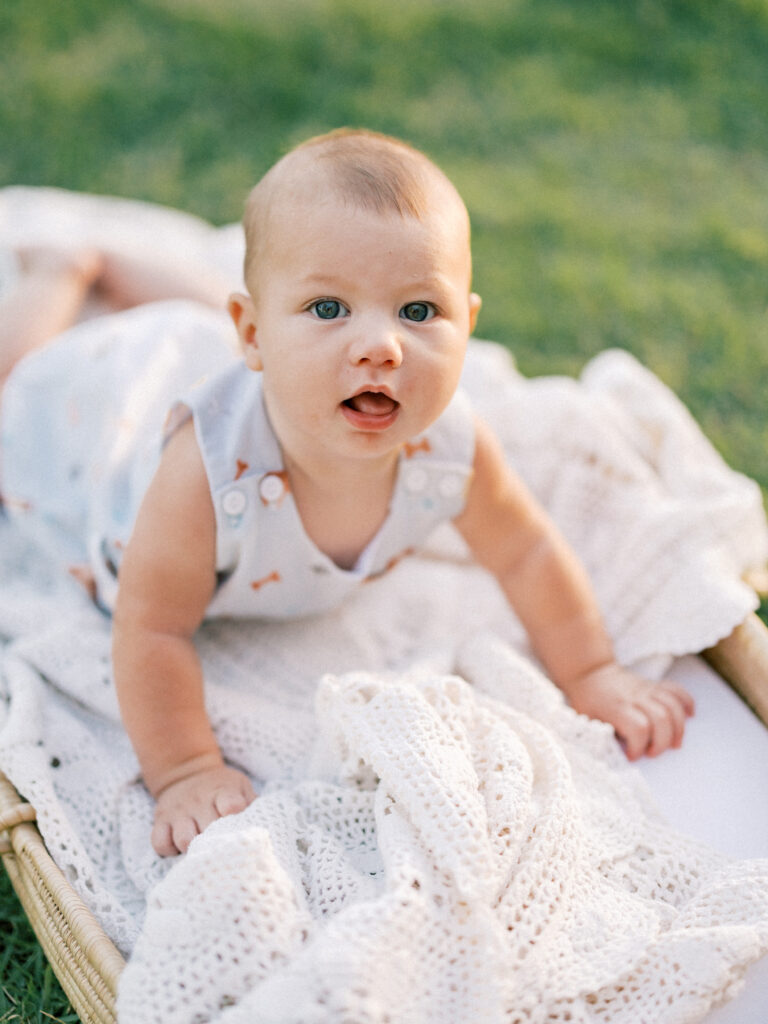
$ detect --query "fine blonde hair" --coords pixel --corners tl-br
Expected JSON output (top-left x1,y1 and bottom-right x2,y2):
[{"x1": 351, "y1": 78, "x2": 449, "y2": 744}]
[{"x1": 242, "y1": 128, "x2": 467, "y2": 288}]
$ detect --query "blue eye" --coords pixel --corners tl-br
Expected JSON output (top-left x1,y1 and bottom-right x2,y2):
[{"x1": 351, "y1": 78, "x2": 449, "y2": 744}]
[
  {"x1": 400, "y1": 302, "x2": 435, "y2": 322},
  {"x1": 311, "y1": 299, "x2": 348, "y2": 320}
]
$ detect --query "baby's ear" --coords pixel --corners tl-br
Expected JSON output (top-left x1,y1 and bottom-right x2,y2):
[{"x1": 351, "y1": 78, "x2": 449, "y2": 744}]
[
  {"x1": 468, "y1": 292, "x2": 482, "y2": 335},
  {"x1": 228, "y1": 293, "x2": 262, "y2": 370}
]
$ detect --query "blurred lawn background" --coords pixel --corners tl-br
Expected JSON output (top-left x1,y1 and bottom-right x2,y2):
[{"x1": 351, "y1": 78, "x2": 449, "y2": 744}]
[{"x1": 0, "y1": 0, "x2": 766, "y2": 1019}]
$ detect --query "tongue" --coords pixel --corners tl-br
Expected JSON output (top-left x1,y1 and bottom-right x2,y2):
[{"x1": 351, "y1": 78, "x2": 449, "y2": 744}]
[{"x1": 348, "y1": 392, "x2": 397, "y2": 415}]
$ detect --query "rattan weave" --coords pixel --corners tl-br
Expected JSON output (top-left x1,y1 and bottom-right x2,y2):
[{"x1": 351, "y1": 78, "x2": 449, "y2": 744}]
[
  {"x1": 704, "y1": 612, "x2": 768, "y2": 725},
  {"x1": 0, "y1": 773, "x2": 125, "y2": 1024},
  {"x1": 1, "y1": 612, "x2": 767, "y2": 1023}
]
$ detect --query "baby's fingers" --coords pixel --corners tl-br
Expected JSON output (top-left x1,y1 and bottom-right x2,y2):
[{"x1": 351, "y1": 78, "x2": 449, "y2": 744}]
[
  {"x1": 659, "y1": 681, "x2": 695, "y2": 718},
  {"x1": 643, "y1": 697, "x2": 679, "y2": 757},
  {"x1": 167, "y1": 802, "x2": 228, "y2": 855},
  {"x1": 151, "y1": 818, "x2": 177, "y2": 858},
  {"x1": 613, "y1": 704, "x2": 652, "y2": 761},
  {"x1": 650, "y1": 687, "x2": 692, "y2": 751},
  {"x1": 171, "y1": 815, "x2": 202, "y2": 856},
  {"x1": 151, "y1": 813, "x2": 199, "y2": 857},
  {"x1": 213, "y1": 782, "x2": 255, "y2": 818},
  {"x1": 642, "y1": 682, "x2": 695, "y2": 756}
]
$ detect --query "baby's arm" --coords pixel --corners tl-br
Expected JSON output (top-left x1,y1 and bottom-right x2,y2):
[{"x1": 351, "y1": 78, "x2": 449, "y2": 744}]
[
  {"x1": 454, "y1": 417, "x2": 694, "y2": 759},
  {"x1": 112, "y1": 421, "x2": 255, "y2": 856}
]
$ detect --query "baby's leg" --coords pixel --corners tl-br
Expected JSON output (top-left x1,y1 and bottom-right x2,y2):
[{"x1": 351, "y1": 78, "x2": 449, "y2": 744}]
[
  {"x1": 0, "y1": 247, "x2": 103, "y2": 392},
  {"x1": 97, "y1": 250, "x2": 230, "y2": 312},
  {"x1": 0, "y1": 244, "x2": 230, "y2": 399}
]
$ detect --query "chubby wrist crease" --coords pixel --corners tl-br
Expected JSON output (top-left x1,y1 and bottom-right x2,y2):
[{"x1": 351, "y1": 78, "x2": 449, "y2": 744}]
[
  {"x1": 557, "y1": 657, "x2": 617, "y2": 694},
  {"x1": 149, "y1": 751, "x2": 225, "y2": 799},
  {"x1": 532, "y1": 615, "x2": 614, "y2": 692}
]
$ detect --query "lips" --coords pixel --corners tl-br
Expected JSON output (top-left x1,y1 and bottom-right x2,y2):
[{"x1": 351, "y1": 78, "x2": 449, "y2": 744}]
[{"x1": 341, "y1": 389, "x2": 400, "y2": 431}]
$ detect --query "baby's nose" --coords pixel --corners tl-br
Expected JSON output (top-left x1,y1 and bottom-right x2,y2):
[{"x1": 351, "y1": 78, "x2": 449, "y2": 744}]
[{"x1": 349, "y1": 325, "x2": 403, "y2": 367}]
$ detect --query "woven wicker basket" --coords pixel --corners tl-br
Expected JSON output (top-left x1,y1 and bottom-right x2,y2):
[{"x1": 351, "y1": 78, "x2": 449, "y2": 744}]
[
  {"x1": 1, "y1": 612, "x2": 767, "y2": 1023},
  {"x1": 0, "y1": 772, "x2": 125, "y2": 1023}
]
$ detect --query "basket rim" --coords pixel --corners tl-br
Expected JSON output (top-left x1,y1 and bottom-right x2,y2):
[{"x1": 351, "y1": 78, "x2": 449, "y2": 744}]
[{"x1": 0, "y1": 770, "x2": 125, "y2": 1023}]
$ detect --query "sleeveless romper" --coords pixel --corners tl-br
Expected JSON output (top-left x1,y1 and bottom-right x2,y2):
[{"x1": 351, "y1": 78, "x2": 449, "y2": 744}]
[
  {"x1": 0, "y1": 301, "x2": 476, "y2": 618},
  {"x1": 94, "y1": 362, "x2": 476, "y2": 619}
]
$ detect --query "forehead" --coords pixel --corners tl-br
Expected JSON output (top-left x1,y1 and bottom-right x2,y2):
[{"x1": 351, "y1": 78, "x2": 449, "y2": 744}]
[
  {"x1": 255, "y1": 178, "x2": 471, "y2": 290},
  {"x1": 245, "y1": 148, "x2": 471, "y2": 284},
  {"x1": 287, "y1": 188, "x2": 462, "y2": 245}
]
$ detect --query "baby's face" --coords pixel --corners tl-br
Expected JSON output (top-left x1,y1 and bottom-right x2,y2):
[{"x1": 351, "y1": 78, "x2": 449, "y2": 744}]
[{"x1": 234, "y1": 188, "x2": 480, "y2": 472}]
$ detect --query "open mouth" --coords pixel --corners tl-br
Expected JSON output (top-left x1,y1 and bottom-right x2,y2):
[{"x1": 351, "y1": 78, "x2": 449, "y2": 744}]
[{"x1": 341, "y1": 390, "x2": 400, "y2": 430}]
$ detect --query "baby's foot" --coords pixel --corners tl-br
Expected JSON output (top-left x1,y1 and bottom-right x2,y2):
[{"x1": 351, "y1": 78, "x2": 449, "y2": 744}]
[
  {"x1": 0, "y1": 246, "x2": 106, "y2": 387},
  {"x1": 17, "y1": 245, "x2": 104, "y2": 291}
]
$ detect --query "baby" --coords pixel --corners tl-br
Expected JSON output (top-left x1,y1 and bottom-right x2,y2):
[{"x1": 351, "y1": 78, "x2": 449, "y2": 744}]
[
  {"x1": 107, "y1": 129, "x2": 695, "y2": 856},
  {"x1": 1, "y1": 129, "x2": 695, "y2": 858}
]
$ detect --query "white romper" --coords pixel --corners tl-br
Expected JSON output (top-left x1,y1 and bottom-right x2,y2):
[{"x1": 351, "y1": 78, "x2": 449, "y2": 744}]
[
  {"x1": 145, "y1": 363, "x2": 476, "y2": 619},
  {"x1": 1, "y1": 301, "x2": 476, "y2": 619}
]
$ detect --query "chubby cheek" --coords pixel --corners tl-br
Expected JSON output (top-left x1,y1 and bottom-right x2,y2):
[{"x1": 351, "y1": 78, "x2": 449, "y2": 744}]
[
  {"x1": 263, "y1": 364, "x2": 332, "y2": 431},
  {"x1": 417, "y1": 346, "x2": 466, "y2": 407},
  {"x1": 425, "y1": 383, "x2": 459, "y2": 425}
]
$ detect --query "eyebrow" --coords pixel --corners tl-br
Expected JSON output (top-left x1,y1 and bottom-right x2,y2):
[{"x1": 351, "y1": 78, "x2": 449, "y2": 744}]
[
  {"x1": 297, "y1": 271, "x2": 455, "y2": 292},
  {"x1": 298, "y1": 271, "x2": 347, "y2": 288}
]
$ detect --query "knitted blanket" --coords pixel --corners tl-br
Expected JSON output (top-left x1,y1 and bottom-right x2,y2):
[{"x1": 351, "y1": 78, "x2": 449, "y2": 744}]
[{"x1": 1, "y1": 188, "x2": 768, "y2": 1023}]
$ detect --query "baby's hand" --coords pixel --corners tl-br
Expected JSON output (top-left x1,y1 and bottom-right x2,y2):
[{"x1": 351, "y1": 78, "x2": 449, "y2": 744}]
[
  {"x1": 151, "y1": 765, "x2": 256, "y2": 857},
  {"x1": 563, "y1": 662, "x2": 695, "y2": 760}
]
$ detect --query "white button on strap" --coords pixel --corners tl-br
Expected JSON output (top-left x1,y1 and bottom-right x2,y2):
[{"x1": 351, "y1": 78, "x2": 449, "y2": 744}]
[
  {"x1": 404, "y1": 467, "x2": 428, "y2": 493},
  {"x1": 438, "y1": 474, "x2": 464, "y2": 498},
  {"x1": 259, "y1": 473, "x2": 286, "y2": 504},
  {"x1": 222, "y1": 488, "x2": 247, "y2": 516}
]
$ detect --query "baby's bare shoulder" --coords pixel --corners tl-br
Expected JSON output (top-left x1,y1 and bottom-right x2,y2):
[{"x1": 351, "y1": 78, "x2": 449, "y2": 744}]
[
  {"x1": 159, "y1": 417, "x2": 208, "y2": 487},
  {"x1": 454, "y1": 416, "x2": 548, "y2": 570},
  {"x1": 139, "y1": 419, "x2": 213, "y2": 549},
  {"x1": 116, "y1": 419, "x2": 216, "y2": 626}
]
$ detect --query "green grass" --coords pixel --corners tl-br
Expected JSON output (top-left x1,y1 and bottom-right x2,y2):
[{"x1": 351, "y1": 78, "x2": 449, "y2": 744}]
[
  {"x1": 0, "y1": 879, "x2": 78, "y2": 1022},
  {"x1": 1, "y1": 0, "x2": 767, "y2": 1018},
  {"x1": 2, "y1": 0, "x2": 766, "y2": 494}
]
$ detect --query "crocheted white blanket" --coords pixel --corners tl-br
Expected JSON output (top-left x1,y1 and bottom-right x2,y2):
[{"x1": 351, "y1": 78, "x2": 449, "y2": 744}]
[{"x1": 1, "y1": 188, "x2": 768, "y2": 1023}]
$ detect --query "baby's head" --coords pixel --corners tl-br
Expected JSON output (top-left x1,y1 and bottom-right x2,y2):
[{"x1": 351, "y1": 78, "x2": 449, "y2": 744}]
[
  {"x1": 229, "y1": 130, "x2": 481, "y2": 463},
  {"x1": 241, "y1": 128, "x2": 474, "y2": 298}
]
